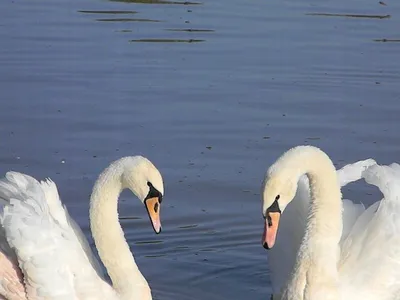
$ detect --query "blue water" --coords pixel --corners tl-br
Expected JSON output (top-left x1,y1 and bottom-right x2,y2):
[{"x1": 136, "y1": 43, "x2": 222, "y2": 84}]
[{"x1": 0, "y1": 0, "x2": 399, "y2": 298}]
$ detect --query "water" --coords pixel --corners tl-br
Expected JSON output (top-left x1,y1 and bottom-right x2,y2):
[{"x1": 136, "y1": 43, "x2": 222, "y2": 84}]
[{"x1": 0, "y1": 0, "x2": 399, "y2": 298}]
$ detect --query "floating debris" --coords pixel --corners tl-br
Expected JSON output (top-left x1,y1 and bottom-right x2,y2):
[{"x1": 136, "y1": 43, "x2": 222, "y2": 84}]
[
  {"x1": 306, "y1": 13, "x2": 390, "y2": 19},
  {"x1": 374, "y1": 38, "x2": 400, "y2": 42}
]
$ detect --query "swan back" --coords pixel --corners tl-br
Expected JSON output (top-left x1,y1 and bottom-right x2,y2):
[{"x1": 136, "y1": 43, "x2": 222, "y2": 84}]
[{"x1": 0, "y1": 172, "x2": 118, "y2": 300}]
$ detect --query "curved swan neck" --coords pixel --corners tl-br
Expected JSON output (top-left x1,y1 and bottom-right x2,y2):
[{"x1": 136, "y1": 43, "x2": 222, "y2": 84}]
[
  {"x1": 278, "y1": 146, "x2": 343, "y2": 298},
  {"x1": 295, "y1": 148, "x2": 342, "y2": 237},
  {"x1": 274, "y1": 146, "x2": 343, "y2": 236},
  {"x1": 89, "y1": 160, "x2": 151, "y2": 300}
]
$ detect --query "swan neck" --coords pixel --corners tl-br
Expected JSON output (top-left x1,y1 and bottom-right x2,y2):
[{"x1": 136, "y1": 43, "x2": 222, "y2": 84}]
[
  {"x1": 304, "y1": 154, "x2": 343, "y2": 240},
  {"x1": 90, "y1": 161, "x2": 151, "y2": 299},
  {"x1": 285, "y1": 147, "x2": 343, "y2": 298},
  {"x1": 278, "y1": 147, "x2": 343, "y2": 238}
]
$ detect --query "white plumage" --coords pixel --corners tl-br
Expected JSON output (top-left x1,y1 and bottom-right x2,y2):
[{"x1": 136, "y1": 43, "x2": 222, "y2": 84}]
[
  {"x1": 262, "y1": 146, "x2": 400, "y2": 300},
  {"x1": 0, "y1": 156, "x2": 164, "y2": 300},
  {"x1": 267, "y1": 158, "x2": 377, "y2": 298}
]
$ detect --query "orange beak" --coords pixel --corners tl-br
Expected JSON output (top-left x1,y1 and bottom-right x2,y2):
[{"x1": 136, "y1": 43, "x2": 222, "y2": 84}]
[
  {"x1": 145, "y1": 197, "x2": 162, "y2": 234},
  {"x1": 262, "y1": 212, "x2": 281, "y2": 249}
]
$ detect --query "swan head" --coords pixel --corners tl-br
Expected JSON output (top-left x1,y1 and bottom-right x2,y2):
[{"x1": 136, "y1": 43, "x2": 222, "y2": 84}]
[
  {"x1": 261, "y1": 168, "x2": 298, "y2": 250},
  {"x1": 121, "y1": 156, "x2": 164, "y2": 234}
]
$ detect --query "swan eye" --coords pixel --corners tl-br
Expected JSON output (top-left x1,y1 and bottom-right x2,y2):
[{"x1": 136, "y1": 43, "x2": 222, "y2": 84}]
[
  {"x1": 275, "y1": 195, "x2": 280, "y2": 201},
  {"x1": 267, "y1": 214, "x2": 273, "y2": 227}
]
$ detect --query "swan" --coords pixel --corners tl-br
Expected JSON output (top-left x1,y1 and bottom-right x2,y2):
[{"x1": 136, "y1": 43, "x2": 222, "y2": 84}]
[
  {"x1": 261, "y1": 145, "x2": 400, "y2": 300},
  {"x1": 0, "y1": 156, "x2": 164, "y2": 300},
  {"x1": 267, "y1": 156, "x2": 377, "y2": 299}
]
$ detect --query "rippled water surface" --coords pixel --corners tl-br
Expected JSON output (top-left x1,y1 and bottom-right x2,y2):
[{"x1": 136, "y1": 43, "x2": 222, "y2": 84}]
[{"x1": 1, "y1": 0, "x2": 400, "y2": 299}]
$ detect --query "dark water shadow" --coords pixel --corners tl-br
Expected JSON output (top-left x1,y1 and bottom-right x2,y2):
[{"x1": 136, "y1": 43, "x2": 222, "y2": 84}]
[
  {"x1": 130, "y1": 38, "x2": 204, "y2": 43},
  {"x1": 306, "y1": 13, "x2": 391, "y2": 19},
  {"x1": 120, "y1": 216, "x2": 142, "y2": 220},
  {"x1": 78, "y1": 10, "x2": 138, "y2": 14},
  {"x1": 374, "y1": 38, "x2": 400, "y2": 42},
  {"x1": 145, "y1": 254, "x2": 166, "y2": 258},
  {"x1": 109, "y1": 0, "x2": 202, "y2": 5},
  {"x1": 165, "y1": 28, "x2": 215, "y2": 32},
  {"x1": 96, "y1": 18, "x2": 162, "y2": 22},
  {"x1": 179, "y1": 224, "x2": 198, "y2": 229},
  {"x1": 135, "y1": 240, "x2": 164, "y2": 245},
  {"x1": 115, "y1": 29, "x2": 133, "y2": 33}
]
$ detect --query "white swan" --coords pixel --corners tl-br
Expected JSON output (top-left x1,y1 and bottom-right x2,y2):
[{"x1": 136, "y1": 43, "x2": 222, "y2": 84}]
[
  {"x1": 261, "y1": 145, "x2": 400, "y2": 300},
  {"x1": 0, "y1": 156, "x2": 164, "y2": 300},
  {"x1": 267, "y1": 156, "x2": 377, "y2": 299}
]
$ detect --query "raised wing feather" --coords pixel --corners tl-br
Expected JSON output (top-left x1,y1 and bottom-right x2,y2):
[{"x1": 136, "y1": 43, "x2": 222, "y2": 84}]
[
  {"x1": 0, "y1": 172, "x2": 117, "y2": 300},
  {"x1": 39, "y1": 179, "x2": 104, "y2": 279},
  {"x1": 339, "y1": 164, "x2": 400, "y2": 299}
]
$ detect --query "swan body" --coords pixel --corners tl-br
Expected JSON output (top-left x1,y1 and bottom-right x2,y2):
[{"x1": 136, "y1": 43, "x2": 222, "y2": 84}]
[
  {"x1": 262, "y1": 145, "x2": 400, "y2": 300},
  {"x1": 267, "y1": 158, "x2": 376, "y2": 299},
  {"x1": 0, "y1": 156, "x2": 164, "y2": 300}
]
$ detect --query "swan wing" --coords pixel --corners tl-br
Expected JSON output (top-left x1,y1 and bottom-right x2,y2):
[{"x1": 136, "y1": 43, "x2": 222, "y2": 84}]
[
  {"x1": 39, "y1": 178, "x2": 105, "y2": 279},
  {"x1": 337, "y1": 159, "x2": 376, "y2": 243},
  {"x1": 0, "y1": 229, "x2": 26, "y2": 300},
  {"x1": 0, "y1": 177, "x2": 29, "y2": 300},
  {"x1": 268, "y1": 159, "x2": 376, "y2": 296},
  {"x1": 337, "y1": 158, "x2": 377, "y2": 186},
  {"x1": 339, "y1": 164, "x2": 400, "y2": 299},
  {"x1": 0, "y1": 171, "x2": 116, "y2": 300}
]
